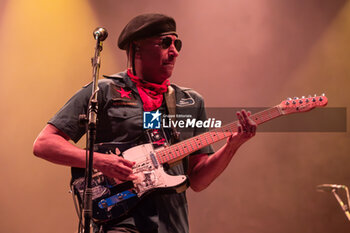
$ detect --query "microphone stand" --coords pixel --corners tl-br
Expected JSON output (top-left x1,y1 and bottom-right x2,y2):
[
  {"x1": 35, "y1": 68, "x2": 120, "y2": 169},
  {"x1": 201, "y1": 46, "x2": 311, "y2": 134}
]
[
  {"x1": 81, "y1": 28, "x2": 108, "y2": 233},
  {"x1": 331, "y1": 186, "x2": 350, "y2": 222}
]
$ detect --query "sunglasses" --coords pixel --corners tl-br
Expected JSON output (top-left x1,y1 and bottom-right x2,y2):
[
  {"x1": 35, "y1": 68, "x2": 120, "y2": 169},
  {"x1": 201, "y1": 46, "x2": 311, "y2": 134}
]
[{"x1": 159, "y1": 37, "x2": 182, "y2": 52}]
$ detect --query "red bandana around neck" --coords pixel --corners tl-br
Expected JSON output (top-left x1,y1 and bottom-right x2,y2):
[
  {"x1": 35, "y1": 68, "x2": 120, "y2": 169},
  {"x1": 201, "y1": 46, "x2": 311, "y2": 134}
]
[{"x1": 127, "y1": 69, "x2": 170, "y2": 111}]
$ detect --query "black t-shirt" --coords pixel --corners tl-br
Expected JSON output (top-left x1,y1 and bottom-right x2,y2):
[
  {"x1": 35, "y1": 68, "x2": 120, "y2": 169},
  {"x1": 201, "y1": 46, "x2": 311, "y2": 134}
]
[{"x1": 49, "y1": 71, "x2": 214, "y2": 233}]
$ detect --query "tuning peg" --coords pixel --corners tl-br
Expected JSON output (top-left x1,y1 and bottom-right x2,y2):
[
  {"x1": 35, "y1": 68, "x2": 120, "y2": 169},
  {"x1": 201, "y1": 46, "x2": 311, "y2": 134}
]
[
  {"x1": 301, "y1": 96, "x2": 305, "y2": 99},
  {"x1": 293, "y1": 97, "x2": 299, "y2": 100},
  {"x1": 305, "y1": 99, "x2": 309, "y2": 103},
  {"x1": 287, "y1": 97, "x2": 292, "y2": 101},
  {"x1": 312, "y1": 98, "x2": 316, "y2": 102},
  {"x1": 299, "y1": 100, "x2": 303, "y2": 104},
  {"x1": 286, "y1": 101, "x2": 290, "y2": 105},
  {"x1": 314, "y1": 94, "x2": 317, "y2": 97},
  {"x1": 322, "y1": 93, "x2": 325, "y2": 96},
  {"x1": 292, "y1": 100, "x2": 296, "y2": 104},
  {"x1": 308, "y1": 95, "x2": 312, "y2": 98},
  {"x1": 319, "y1": 97, "x2": 323, "y2": 101}
]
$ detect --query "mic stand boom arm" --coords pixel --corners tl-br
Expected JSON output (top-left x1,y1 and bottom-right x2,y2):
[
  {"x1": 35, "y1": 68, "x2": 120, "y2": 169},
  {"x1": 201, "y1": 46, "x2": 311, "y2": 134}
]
[{"x1": 332, "y1": 187, "x2": 350, "y2": 222}]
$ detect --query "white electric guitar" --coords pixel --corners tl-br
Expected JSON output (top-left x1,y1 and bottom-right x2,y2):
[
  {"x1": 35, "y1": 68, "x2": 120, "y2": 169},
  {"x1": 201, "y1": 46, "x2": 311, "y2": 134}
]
[{"x1": 72, "y1": 94, "x2": 328, "y2": 222}]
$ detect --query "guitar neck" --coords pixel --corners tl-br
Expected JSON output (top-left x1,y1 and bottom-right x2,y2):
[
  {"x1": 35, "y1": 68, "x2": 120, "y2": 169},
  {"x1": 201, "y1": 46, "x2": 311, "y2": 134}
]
[{"x1": 156, "y1": 106, "x2": 282, "y2": 164}]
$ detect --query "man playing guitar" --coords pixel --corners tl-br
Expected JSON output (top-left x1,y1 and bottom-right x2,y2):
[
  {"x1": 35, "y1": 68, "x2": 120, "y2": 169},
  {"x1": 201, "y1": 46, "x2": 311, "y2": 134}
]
[{"x1": 33, "y1": 13, "x2": 257, "y2": 233}]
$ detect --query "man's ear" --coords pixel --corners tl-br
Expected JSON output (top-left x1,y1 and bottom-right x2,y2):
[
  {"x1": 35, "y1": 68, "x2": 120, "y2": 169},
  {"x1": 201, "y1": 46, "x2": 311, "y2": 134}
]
[{"x1": 133, "y1": 43, "x2": 141, "y2": 59}]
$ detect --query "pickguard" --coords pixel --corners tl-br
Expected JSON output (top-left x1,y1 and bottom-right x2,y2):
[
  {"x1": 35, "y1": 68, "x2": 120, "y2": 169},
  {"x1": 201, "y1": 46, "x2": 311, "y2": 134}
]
[{"x1": 123, "y1": 143, "x2": 187, "y2": 196}]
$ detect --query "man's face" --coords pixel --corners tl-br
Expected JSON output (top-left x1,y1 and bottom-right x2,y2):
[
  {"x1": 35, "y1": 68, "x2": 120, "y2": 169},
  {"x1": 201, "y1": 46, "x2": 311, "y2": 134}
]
[{"x1": 135, "y1": 34, "x2": 180, "y2": 84}]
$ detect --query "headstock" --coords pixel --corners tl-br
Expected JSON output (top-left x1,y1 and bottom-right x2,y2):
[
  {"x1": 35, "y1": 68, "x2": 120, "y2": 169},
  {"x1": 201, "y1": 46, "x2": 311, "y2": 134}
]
[{"x1": 278, "y1": 94, "x2": 328, "y2": 115}]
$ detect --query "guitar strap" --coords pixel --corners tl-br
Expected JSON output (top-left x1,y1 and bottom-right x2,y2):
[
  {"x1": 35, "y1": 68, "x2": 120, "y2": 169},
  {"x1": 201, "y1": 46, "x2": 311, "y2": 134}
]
[
  {"x1": 164, "y1": 85, "x2": 180, "y2": 142},
  {"x1": 164, "y1": 86, "x2": 190, "y2": 176}
]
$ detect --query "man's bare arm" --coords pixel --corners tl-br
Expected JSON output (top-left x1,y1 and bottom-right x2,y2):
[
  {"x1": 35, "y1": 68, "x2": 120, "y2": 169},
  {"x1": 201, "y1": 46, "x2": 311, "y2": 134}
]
[
  {"x1": 188, "y1": 110, "x2": 256, "y2": 192},
  {"x1": 33, "y1": 124, "x2": 137, "y2": 182}
]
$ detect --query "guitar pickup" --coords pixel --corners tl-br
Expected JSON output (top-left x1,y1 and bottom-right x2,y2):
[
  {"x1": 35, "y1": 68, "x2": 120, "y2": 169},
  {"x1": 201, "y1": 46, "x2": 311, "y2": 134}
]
[{"x1": 109, "y1": 181, "x2": 134, "y2": 193}]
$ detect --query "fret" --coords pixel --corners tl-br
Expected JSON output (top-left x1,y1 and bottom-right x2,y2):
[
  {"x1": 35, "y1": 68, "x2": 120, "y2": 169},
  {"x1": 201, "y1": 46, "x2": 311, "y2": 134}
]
[
  {"x1": 210, "y1": 131, "x2": 215, "y2": 141},
  {"x1": 172, "y1": 146, "x2": 180, "y2": 158},
  {"x1": 219, "y1": 128, "x2": 227, "y2": 139},
  {"x1": 193, "y1": 137, "x2": 199, "y2": 148},
  {"x1": 162, "y1": 150, "x2": 171, "y2": 163},
  {"x1": 265, "y1": 110, "x2": 271, "y2": 121},
  {"x1": 228, "y1": 126, "x2": 234, "y2": 135},
  {"x1": 230, "y1": 122, "x2": 237, "y2": 132},
  {"x1": 215, "y1": 129, "x2": 223, "y2": 139},
  {"x1": 161, "y1": 151, "x2": 166, "y2": 163},
  {"x1": 167, "y1": 149, "x2": 174, "y2": 160},
  {"x1": 161, "y1": 149, "x2": 166, "y2": 161},
  {"x1": 161, "y1": 154, "x2": 166, "y2": 164},
  {"x1": 267, "y1": 109, "x2": 272, "y2": 121},
  {"x1": 173, "y1": 145, "x2": 179, "y2": 157},
  {"x1": 167, "y1": 149, "x2": 174, "y2": 161},
  {"x1": 155, "y1": 151, "x2": 162, "y2": 163},
  {"x1": 210, "y1": 131, "x2": 218, "y2": 143},
  {"x1": 182, "y1": 142, "x2": 189, "y2": 154},
  {"x1": 203, "y1": 134, "x2": 209, "y2": 146},
  {"x1": 254, "y1": 111, "x2": 262, "y2": 124},
  {"x1": 254, "y1": 113, "x2": 260, "y2": 124},
  {"x1": 188, "y1": 140, "x2": 195, "y2": 151},
  {"x1": 213, "y1": 129, "x2": 220, "y2": 141},
  {"x1": 221, "y1": 127, "x2": 227, "y2": 135},
  {"x1": 159, "y1": 150, "x2": 166, "y2": 163},
  {"x1": 226, "y1": 126, "x2": 232, "y2": 135},
  {"x1": 208, "y1": 131, "x2": 214, "y2": 142},
  {"x1": 186, "y1": 142, "x2": 192, "y2": 154},
  {"x1": 177, "y1": 143, "x2": 185, "y2": 155},
  {"x1": 199, "y1": 135, "x2": 206, "y2": 147},
  {"x1": 163, "y1": 154, "x2": 168, "y2": 164},
  {"x1": 252, "y1": 113, "x2": 259, "y2": 124}
]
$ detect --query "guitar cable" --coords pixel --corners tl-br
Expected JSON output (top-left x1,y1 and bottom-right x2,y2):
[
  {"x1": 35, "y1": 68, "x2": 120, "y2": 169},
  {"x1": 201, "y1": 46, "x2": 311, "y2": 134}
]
[
  {"x1": 76, "y1": 107, "x2": 92, "y2": 233},
  {"x1": 70, "y1": 184, "x2": 83, "y2": 231},
  {"x1": 78, "y1": 120, "x2": 90, "y2": 233}
]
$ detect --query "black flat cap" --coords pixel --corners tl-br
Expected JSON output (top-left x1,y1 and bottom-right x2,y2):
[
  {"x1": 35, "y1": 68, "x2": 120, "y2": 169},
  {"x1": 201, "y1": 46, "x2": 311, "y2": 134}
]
[{"x1": 118, "y1": 13, "x2": 177, "y2": 50}]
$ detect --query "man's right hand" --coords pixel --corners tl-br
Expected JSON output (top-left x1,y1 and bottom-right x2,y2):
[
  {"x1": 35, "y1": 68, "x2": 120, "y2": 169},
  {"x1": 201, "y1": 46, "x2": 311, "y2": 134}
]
[
  {"x1": 33, "y1": 124, "x2": 138, "y2": 184},
  {"x1": 94, "y1": 153, "x2": 138, "y2": 183}
]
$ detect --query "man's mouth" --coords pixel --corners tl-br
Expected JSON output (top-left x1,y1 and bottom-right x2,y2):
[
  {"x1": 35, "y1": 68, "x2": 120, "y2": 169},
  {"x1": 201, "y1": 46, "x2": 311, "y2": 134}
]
[{"x1": 163, "y1": 62, "x2": 174, "y2": 66}]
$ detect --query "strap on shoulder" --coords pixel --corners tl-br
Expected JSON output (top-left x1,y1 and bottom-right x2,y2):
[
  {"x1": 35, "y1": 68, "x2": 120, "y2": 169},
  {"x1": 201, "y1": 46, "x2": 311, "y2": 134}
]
[{"x1": 164, "y1": 86, "x2": 180, "y2": 141}]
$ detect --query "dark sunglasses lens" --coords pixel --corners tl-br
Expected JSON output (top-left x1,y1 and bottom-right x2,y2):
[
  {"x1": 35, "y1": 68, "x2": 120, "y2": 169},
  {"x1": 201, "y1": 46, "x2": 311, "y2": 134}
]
[
  {"x1": 161, "y1": 37, "x2": 182, "y2": 52},
  {"x1": 174, "y1": 39, "x2": 182, "y2": 52},
  {"x1": 161, "y1": 37, "x2": 172, "y2": 49}
]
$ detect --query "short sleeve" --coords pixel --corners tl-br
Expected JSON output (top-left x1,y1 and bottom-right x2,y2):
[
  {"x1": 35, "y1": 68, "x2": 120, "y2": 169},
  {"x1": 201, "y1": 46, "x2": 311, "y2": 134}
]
[
  {"x1": 175, "y1": 87, "x2": 215, "y2": 156},
  {"x1": 48, "y1": 83, "x2": 98, "y2": 143}
]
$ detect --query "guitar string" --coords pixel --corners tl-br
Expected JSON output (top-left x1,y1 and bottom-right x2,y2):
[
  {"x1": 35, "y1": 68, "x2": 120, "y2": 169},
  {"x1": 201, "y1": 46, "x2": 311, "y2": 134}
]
[{"x1": 156, "y1": 106, "x2": 282, "y2": 164}]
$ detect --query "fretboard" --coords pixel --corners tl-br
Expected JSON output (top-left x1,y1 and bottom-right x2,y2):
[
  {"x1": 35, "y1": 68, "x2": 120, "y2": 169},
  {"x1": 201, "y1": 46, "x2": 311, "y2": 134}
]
[{"x1": 155, "y1": 106, "x2": 282, "y2": 164}]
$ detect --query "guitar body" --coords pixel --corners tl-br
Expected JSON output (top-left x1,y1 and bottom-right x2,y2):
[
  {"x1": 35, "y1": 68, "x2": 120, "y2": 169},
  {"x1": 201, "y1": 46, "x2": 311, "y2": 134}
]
[{"x1": 72, "y1": 142, "x2": 188, "y2": 223}]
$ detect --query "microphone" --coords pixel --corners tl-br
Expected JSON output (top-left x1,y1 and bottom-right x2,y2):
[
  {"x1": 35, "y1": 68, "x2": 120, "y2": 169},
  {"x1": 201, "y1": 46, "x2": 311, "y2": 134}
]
[
  {"x1": 317, "y1": 184, "x2": 345, "y2": 192},
  {"x1": 93, "y1": 27, "x2": 108, "y2": 41}
]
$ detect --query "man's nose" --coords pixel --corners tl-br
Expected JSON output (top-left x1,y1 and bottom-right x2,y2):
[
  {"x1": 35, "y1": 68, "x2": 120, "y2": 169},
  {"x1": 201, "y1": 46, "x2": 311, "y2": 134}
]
[{"x1": 168, "y1": 43, "x2": 179, "y2": 57}]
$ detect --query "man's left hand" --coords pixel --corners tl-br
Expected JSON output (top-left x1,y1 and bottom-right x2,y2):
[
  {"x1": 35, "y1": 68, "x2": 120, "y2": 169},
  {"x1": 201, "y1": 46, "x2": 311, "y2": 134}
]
[{"x1": 226, "y1": 109, "x2": 257, "y2": 149}]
